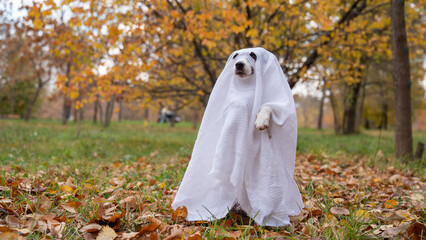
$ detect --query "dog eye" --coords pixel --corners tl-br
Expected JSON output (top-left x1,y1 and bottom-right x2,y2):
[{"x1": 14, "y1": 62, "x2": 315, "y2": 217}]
[
  {"x1": 233, "y1": 53, "x2": 239, "y2": 59},
  {"x1": 249, "y1": 52, "x2": 257, "y2": 61}
]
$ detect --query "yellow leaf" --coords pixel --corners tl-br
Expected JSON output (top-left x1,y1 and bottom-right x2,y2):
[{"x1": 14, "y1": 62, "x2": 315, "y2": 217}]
[
  {"x1": 60, "y1": 185, "x2": 74, "y2": 193},
  {"x1": 383, "y1": 199, "x2": 398, "y2": 209},
  {"x1": 355, "y1": 210, "x2": 370, "y2": 222},
  {"x1": 34, "y1": 18, "x2": 43, "y2": 29},
  {"x1": 159, "y1": 182, "x2": 165, "y2": 189}
]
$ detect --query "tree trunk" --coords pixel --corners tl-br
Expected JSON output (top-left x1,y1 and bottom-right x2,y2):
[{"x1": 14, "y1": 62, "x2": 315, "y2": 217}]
[
  {"x1": 144, "y1": 108, "x2": 149, "y2": 120},
  {"x1": 93, "y1": 95, "x2": 99, "y2": 124},
  {"x1": 192, "y1": 107, "x2": 199, "y2": 130},
  {"x1": 317, "y1": 88, "x2": 326, "y2": 130},
  {"x1": 342, "y1": 82, "x2": 361, "y2": 134},
  {"x1": 73, "y1": 105, "x2": 77, "y2": 123},
  {"x1": 355, "y1": 81, "x2": 367, "y2": 131},
  {"x1": 379, "y1": 103, "x2": 389, "y2": 129},
  {"x1": 415, "y1": 142, "x2": 424, "y2": 160},
  {"x1": 391, "y1": 0, "x2": 413, "y2": 159},
  {"x1": 329, "y1": 89, "x2": 341, "y2": 133},
  {"x1": 98, "y1": 101, "x2": 103, "y2": 125},
  {"x1": 9, "y1": 88, "x2": 15, "y2": 115},
  {"x1": 62, "y1": 96, "x2": 71, "y2": 125},
  {"x1": 24, "y1": 84, "x2": 42, "y2": 122},
  {"x1": 118, "y1": 97, "x2": 123, "y2": 122},
  {"x1": 104, "y1": 95, "x2": 115, "y2": 128},
  {"x1": 76, "y1": 82, "x2": 82, "y2": 137}
]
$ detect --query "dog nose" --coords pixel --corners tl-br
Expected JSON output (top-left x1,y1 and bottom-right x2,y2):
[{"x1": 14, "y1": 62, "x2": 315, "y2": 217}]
[{"x1": 235, "y1": 62, "x2": 244, "y2": 70}]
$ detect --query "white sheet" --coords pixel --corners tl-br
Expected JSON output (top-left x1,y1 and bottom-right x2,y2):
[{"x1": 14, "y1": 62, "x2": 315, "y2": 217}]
[{"x1": 171, "y1": 48, "x2": 303, "y2": 226}]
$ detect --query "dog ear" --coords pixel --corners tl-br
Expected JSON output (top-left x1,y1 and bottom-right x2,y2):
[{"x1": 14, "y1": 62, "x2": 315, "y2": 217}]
[{"x1": 249, "y1": 52, "x2": 257, "y2": 61}]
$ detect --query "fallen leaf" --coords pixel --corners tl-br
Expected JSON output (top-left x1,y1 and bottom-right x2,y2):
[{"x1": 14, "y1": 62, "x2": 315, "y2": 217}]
[
  {"x1": 309, "y1": 208, "x2": 323, "y2": 217},
  {"x1": 138, "y1": 218, "x2": 161, "y2": 235},
  {"x1": 410, "y1": 193, "x2": 424, "y2": 202},
  {"x1": 6, "y1": 215, "x2": 20, "y2": 228},
  {"x1": 80, "y1": 223, "x2": 103, "y2": 233},
  {"x1": 59, "y1": 185, "x2": 74, "y2": 194},
  {"x1": 171, "y1": 206, "x2": 187, "y2": 222},
  {"x1": 164, "y1": 226, "x2": 183, "y2": 240},
  {"x1": 330, "y1": 207, "x2": 350, "y2": 216},
  {"x1": 407, "y1": 222, "x2": 426, "y2": 240},
  {"x1": 0, "y1": 231, "x2": 24, "y2": 240},
  {"x1": 60, "y1": 203, "x2": 77, "y2": 213},
  {"x1": 384, "y1": 199, "x2": 398, "y2": 209},
  {"x1": 381, "y1": 226, "x2": 403, "y2": 238},
  {"x1": 355, "y1": 210, "x2": 370, "y2": 222},
  {"x1": 147, "y1": 175, "x2": 156, "y2": 186},
  {"x1": 96, "y1": 226, "x2": 117, "y2": 240},
  {"x1": 187, "y1": 232, "x2": 202, "y2": 240}
]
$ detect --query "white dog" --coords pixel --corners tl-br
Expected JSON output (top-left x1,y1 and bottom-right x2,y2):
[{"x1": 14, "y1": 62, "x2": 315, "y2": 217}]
[
  {"x1": 232, "y1": 52, "x2": 273, "y2": 131},
  {"x1": 172, "y1": 48, "x2": 302, "y2": 226}
]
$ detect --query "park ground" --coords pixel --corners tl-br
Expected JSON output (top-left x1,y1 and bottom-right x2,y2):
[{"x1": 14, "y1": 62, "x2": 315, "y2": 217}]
[{"x1": 0, "y1": 119, "x2": 425, "y2": 239}]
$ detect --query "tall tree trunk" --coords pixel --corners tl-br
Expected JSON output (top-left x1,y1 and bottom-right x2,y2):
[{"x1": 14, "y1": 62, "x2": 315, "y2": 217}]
[
  {"x1": 24, "y1": 84, "x2": 42, "y2": 122},
  {"x1": 62, "y1": 63, "x2": 72, "y2": 125},
  {"x1": 104, "y1": 95, "x2": 115, "y2": 128},
  {"x1": 317, "y1": 88, "x2": 326, "y2": 130},
  {"x1": 379, "y1": 103, "x2": 389, "y2": 129},
  {"x1": 342, "y1": 82, "x2": 361, "y2": 134},
  {"x1": 118, "y1": 97, "x2": 123, "y2": 122},
  {"x1": 93, "y1": 95, "x2": 99, "y2": 124},
  {"x1": 391, "y1": 0, "x2": 413, "y2": 159},
  {"x1": 73, "y1": 105, "x2": 77, "y2": 123},
  {"x1": 62, "y1": 96, "x2": 71, "y2": 125},
  {"x1": 98, "y1": 101, "x2": 103, "y2": 125},
  {"x1": 9, "y1": 87, "x2": 15, "y2": 115},
  {"x1": 76, "y1": 83, "x2": 82, "y2": 137},
  {"x1": 192, "y1": 107, "x2": 199, "y2": 130},
  {"x1": 329, "y1": 89, "x2": 341, "y2": 133},
  {"x1": 144, "y1": 108, "x2": 149, "y2": 120},
  {"x1": 355, "y1": 81, "x2": 367, "y2": 131}
]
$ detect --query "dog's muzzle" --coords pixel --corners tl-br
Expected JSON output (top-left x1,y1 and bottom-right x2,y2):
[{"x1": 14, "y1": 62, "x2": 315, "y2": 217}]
[{"x1": 235, "y1": 62, "x2": 245, "y2": 75}]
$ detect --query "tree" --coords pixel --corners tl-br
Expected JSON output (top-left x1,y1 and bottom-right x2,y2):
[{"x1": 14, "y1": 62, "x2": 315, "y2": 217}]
[{"x1": 390, "y1": 0, "x2": 413, "y2": 159}]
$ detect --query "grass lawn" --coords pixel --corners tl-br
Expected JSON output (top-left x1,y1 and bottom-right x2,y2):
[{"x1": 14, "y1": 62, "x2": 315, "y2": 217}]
[{"x1": 0, "y1": 119, "x2": 425, "y2": 239}]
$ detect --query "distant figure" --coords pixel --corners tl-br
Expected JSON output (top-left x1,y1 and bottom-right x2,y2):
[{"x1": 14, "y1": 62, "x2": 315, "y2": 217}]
[
  {"x1": 159, "y1": 106, "x2": 176, "y2": 123},
  {"x1": 159, "y1": 107, "x2": 168, "y2": 123}
]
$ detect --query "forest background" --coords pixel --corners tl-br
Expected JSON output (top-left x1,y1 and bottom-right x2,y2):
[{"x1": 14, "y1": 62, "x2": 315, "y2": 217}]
[{"x1": 1, "y1": 0, "x2": 425, "y2": 133}]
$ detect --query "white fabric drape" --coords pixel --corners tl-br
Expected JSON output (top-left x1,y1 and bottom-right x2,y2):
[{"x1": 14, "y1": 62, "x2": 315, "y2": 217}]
[{"x1": 172, "y1": 48, "x2": 303, "y2": 226}]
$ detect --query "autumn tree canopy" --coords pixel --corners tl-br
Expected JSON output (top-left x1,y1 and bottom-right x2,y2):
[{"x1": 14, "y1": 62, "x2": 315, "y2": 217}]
[{"x1": 0, "y1": 0, "x2": 424, "y2": 131}]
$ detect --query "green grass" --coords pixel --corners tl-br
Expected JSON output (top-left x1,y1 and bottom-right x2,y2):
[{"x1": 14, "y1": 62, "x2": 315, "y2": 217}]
[
  {"x1": 0, "y1": 119, "x2": 424, "y2": 239},
  {"x1": 1, "y1": 120, "x2": 425, "y2": 175},
  {"x1": 0, "y1": 119, "x2": 197, "y2": 172}
]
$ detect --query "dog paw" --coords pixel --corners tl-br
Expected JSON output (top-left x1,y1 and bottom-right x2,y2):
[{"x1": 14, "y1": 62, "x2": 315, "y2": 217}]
[{"x1": 255, "y1": 106, "x2": 272, "y2": 130}]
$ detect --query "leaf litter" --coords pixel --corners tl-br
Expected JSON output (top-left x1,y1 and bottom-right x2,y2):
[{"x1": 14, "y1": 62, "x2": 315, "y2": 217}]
[{"x1": 0, "y1": 153, "x2": 424, "y2": 239}]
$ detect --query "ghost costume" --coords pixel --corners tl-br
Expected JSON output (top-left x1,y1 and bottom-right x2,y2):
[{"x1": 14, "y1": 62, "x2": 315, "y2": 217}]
[{"x1": 172, "y1": 48, "x2": 303, "y2": 226}]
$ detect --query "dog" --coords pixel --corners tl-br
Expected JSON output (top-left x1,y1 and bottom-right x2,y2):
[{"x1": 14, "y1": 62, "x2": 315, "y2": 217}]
[{"x1": 233, "y1": 51, "x2": 273, "y2": 131}]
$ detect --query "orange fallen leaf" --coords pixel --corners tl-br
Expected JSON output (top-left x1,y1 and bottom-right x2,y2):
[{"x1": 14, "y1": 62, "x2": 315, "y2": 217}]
[
  {"x1": 172, "y1": 206, "x2": 188, "y2": 222},
  {"x1": 138, "y1": 218, "x2": 161, "y2": 235},
  {"x1": 384, "y1": 199, "x2": 398, "y2": 209},
  {"x1": 407, "y1": 222, "x2": 426, "y2": 240},
  {"x1": 0, "y1": 231, "x2": 24, "y2": 240},
  {"x1": 147, "y1": 175, "x2": 156, "y2": 186},
  {"x1": 188, "y1": 232, "x2": 203, "y2": 240}
]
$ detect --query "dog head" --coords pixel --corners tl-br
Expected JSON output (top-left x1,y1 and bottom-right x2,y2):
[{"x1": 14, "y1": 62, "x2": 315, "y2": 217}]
[{"x1": 232, "y1": 51, "x2": 257, "y2": 78}]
